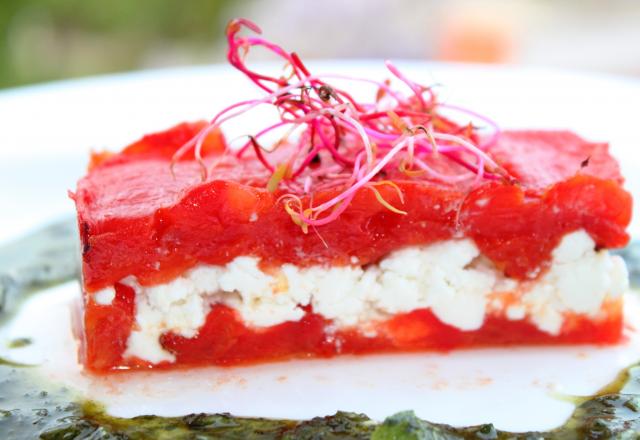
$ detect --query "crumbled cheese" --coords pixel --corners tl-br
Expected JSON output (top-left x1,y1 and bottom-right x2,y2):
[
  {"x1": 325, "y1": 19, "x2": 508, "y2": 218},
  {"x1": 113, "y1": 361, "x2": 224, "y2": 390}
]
[
  {"x1": 521, "y1": 230, "x2": 628, "y2": 334},
  {"x1": 506, "y1": 305, "x2": 527, "y2": 320},
  {"x1": 120, "y1": 229, "x2": 627, "y2": 363},
  {"x1": 92, "y1": 287, "x2": 116, "y2": 305},
  {"x1": 375, "y1": 240, "x2": 495, "y2": 330},
  {"x1": 125, "y1": 326, "x2": 175, "y2": 364}
]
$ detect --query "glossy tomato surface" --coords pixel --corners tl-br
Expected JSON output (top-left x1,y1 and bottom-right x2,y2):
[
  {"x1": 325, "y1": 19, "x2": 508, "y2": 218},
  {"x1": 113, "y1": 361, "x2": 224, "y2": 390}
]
[{"x1": 74, "y1": 123, "x2": 631, "y2": 291}]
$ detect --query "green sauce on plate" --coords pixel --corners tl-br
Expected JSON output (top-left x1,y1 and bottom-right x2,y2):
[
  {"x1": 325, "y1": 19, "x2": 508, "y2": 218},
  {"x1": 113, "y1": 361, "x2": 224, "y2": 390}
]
[
  {"x1": 1, "y1": 360, "x2": 640, "y2": 439},
  {"x1": 2, "y1": 228, "x2": 640, "y2": 438}
]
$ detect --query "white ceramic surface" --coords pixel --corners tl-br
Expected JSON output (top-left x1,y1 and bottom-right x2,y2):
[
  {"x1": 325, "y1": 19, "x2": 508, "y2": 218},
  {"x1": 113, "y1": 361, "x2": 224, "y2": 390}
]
[{"x1": 1, "y1": 62, "x2": 640, "y2": 432}]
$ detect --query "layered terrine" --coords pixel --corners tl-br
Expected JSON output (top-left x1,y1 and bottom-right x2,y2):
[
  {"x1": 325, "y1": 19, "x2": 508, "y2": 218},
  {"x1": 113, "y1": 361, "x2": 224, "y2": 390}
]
[{"x1": 72, "y1": 19, "x2": 631, "y2": 371}]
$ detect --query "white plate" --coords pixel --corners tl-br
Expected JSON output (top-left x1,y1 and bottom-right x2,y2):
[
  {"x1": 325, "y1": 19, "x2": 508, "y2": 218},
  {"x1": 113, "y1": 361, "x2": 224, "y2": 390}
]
[{"x1": 1, "y1": 62, "x2": 640, "y2": 433}]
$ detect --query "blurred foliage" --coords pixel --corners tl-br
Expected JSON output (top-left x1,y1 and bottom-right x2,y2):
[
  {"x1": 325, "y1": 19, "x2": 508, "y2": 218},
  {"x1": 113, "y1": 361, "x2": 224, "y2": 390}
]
[{"x1": 0, "y1": 0, "x2": 234, "y2": 89}]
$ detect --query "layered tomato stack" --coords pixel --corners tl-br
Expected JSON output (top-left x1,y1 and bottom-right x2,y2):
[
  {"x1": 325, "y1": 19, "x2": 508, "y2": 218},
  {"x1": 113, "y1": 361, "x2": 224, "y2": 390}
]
[{"x1": 72, "y1": 19, "x2": 631, "y2": 372}]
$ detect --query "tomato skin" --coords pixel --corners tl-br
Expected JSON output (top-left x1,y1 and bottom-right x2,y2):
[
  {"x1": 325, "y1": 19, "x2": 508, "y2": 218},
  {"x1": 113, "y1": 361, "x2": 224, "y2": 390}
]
[
  {"x1": 461, "y1": 174, "x2": 632, "y2": 278},
  {"x1": 160, "y1": 306, "x2": 332, "y2": 366},
  {"x1": 88, "y1": 121, "x2": 226, "y2": 170},
  {"x1": 84, "y1": 300, "x2": 623, "y2": 372}
]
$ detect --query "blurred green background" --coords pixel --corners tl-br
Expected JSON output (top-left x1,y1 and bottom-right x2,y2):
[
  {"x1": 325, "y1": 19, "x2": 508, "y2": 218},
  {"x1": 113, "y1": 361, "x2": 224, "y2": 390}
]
[
  {"x1": 0, "y1": 0, "x2": 233, "y2": 88},
  {"x1": 2, "y1": 0, "x2": 640, "y2": 89}
]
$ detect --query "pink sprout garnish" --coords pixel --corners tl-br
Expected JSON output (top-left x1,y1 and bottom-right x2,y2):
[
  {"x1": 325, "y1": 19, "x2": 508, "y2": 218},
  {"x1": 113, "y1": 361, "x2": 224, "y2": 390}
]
[{"x1": 173, "y1": 18, "x2": 511, "y2": 231}]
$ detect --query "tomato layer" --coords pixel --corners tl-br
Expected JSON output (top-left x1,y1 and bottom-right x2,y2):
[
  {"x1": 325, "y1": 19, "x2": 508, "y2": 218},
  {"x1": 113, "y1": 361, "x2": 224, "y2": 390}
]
[
  {"x1": 74, "y1": 123, "x2": 631, "y2": 291},
  {"x1": 82, "y1": 292, "x2": 623, "y2": 372}
]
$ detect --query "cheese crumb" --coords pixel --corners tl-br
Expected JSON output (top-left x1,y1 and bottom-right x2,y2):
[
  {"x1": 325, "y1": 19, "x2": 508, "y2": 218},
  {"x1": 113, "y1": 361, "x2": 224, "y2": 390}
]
[{"x1": 92, "y1": 287, "x2": 116, "y2": 305}]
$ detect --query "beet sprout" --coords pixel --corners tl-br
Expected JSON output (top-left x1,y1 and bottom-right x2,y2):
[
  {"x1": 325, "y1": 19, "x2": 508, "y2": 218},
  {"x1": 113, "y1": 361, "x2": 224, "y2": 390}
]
[
  {"x1": 173, "y1": 18, "x2": 511, "y2": 231},
  {"x1": 384, "y1": 60, "x2": 430, "y2": 109},
  {"x1": 436, "y1": 103, "x2": 501, "y2": 148}
]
